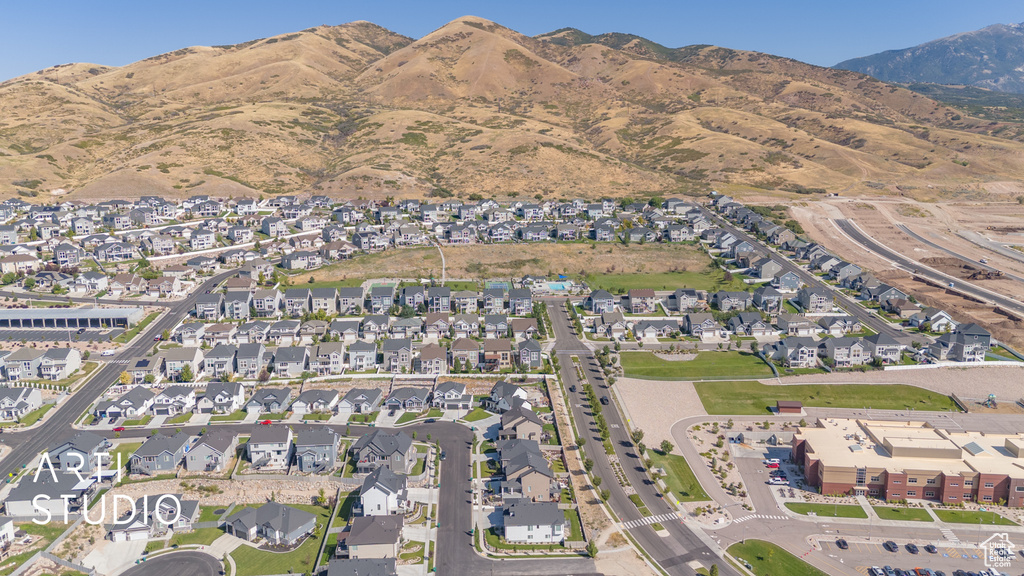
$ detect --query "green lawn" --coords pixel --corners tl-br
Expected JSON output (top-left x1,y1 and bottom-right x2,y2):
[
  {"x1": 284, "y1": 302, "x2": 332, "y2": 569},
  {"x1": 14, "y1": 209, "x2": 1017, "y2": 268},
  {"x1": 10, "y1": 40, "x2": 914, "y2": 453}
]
[
  {"x1": 585, "y1": 268, "x2": 745, "y2": 294},
  {"x1": 336, "y1": 490, "x2": 359, "y2": 524},
  {"x1": 18, "y1": 403, "x2": 54, "y2": 426},
  {"x1": 564, "y1": 509, "x2": 583, "y2": 541},
  {"x1": 230, "y1": 504, "x2": 332, "y2": 576},
  {"x1": 166, "y1": 412, "x2": 193, "y2": 425},
  {"x1": 113, "y1": 311, "x2": 160, "y2": 343},
  {"x1": 620, "y1": 351, "x2": 773, "y2": 381},
  {"x1": 347, "y1": 411, "x2": 378, "y2": 423},
  {"x1": 648, "y1": 451, "x2": 710, "y2": 502},
  {"x1": 395, "y1": 411, "x2": 423, "y2": 425},
  {"x1": 0, "y1": 524, "x2": 69, "y2": 576},
  {"x1": 484, "y1": 527, "x2": 569, "y2": 551},
  {"x1": 210, "y1": 410, "x2": 248, "y2": 421},
  {"x1": 169, "y1": 527, "x2": 224, "y2": 547},
  {"x1": 728, "y1": 540, "x2": 828, "y2": 576},
  {"x1": 872, "y1": 506, "x2": 933, "y2": 522},
  {"x1": 400, "y1": 541, "x2": 426, "y2": 563},
  {"x1": 693, "y1": 381, "x2": 957, "y2": 415},
  {"x1": 463, "y1": 407, "x2": 492, "y2": 422},
  {"x1": 933, "y1": 509, "x2": 1017, "y2": 526},
  {"x1": 426, "y1": 408, "x2": 443, "y2": 418},
  {"x1": 108, "y1": 442, "x2": 142, "y2": 470},
  {"x1": 123, "y1": 415, "x2": 153, "y2": 426},
  {"x1": 320, "y1": 532, "x2": 339, "y2": 564},
  {"x1": 784, "y1": 502, "x2": 867, "y2": 519},
  {"x1": 302, "y1": 412, "x2": 332, "y2": 420},
  {"x1": 198, "y1": 505, "x2": 223, "y2": 523}
]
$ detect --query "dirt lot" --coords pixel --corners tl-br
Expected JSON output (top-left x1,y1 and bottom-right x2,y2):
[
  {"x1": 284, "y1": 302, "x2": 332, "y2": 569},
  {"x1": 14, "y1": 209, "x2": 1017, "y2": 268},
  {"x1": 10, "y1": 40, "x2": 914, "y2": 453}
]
[
  {"x1": 306, "y1": 242, "x2": 710, "y2": 284},
  {"x1": 615, "y1": 377, "x2": 706, "y2": 449},
  {"x1": 791, "y1": 198, "x2": 1024, "y2": 348}
]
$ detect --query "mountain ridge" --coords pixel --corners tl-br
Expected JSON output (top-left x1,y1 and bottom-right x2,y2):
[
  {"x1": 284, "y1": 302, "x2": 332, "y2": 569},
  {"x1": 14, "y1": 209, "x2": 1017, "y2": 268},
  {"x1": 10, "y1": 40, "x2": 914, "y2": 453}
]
[
  {"x1": 2, "y1": 15, "x2": 1024, "y2": 202},
  {"x1": 836, "y1": 22, "x2": 1024, "y2": 94}
]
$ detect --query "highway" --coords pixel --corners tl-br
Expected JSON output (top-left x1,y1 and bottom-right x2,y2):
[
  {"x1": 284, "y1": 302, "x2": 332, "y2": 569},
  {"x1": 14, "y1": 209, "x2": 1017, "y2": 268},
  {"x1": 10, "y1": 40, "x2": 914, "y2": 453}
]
[
  {"x1": 697, "y1": 208, "x2": 907, "y2": 343},
  {"x1": 835, "y1": 219, "x2": 1024, "y2": 317},
  {"x1": 550, "y1": 301, "x2": 737, "y2": 576},
  {"x1": 895, "y1": 223, "x2": 1024, "y2": 285}
]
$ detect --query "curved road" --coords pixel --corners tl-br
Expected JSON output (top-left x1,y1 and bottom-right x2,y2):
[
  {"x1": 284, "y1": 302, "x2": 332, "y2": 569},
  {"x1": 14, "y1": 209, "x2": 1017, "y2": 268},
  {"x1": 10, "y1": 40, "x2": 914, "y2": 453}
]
[
  {"x1": 834, "y1": 219, "x2": 1024, "y2": 317},
  {"x1": 118, "y1": 550, "x2": 222, "y2": 576},
  {"x1": 894, "y1": 224, "x2": 1024, "y2": 285}
]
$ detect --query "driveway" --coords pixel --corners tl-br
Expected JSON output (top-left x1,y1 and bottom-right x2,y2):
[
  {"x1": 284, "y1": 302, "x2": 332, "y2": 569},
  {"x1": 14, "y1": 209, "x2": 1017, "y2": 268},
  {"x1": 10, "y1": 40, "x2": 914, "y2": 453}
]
[{"x1": 83, "y1": 538, "x2": 149, "y2": 574}]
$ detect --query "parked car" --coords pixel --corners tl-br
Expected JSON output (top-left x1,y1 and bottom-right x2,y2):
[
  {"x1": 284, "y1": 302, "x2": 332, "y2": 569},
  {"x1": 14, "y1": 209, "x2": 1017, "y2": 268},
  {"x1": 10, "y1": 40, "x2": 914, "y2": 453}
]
[
  {"x1": 765, "y1": 462, "x2": 780, "y2": 469},
  {"x1": 836, "y1": 539, "x2": 848, "y2": 550},
  {"x1": 440, "y1": 451, "x2": 446, "y2": 461},
  {"x1": 113, "y1": 426, "x2": 125, "y2": 432},
  {"x1": 883, "y1": 541, "x2": 899, "y2": 552},
  {"x1": 906, "y1": 543, "x2": 919, "y2": 554},
  {"x1": 76, "y1": 328, "x2": 86, "y2": 334},
  {"x1": 153, "y1": 336, "x2": 161, "y2": 341},
  {"x1": 569, "y1": 385, "x2": 576, "y2": 393},
  {"x1": 924, "y1": 544, "x2": 937, "y2": 554},
  {"x1": 101, "y1": 350, "x2": 116, "y2": 356},
  {"x1": 259, "y1": 419, "x2": 272, "y2": 425},
  {"x1": 107, "y1": 417, "x2": 117, "y2": 424}
]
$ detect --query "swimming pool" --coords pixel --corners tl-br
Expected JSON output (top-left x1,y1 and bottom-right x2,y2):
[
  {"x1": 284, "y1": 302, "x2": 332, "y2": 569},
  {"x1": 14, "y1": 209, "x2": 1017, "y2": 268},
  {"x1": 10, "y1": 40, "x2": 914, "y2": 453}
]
[{"x1": 547, "y1": 282, "x2": 569, "y2": 291}]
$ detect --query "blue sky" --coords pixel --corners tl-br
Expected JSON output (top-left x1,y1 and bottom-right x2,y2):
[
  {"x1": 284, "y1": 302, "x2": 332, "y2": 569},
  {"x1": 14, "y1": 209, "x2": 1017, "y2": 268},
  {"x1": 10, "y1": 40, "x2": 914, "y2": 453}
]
[{"x1": 1, "y1": 0, "x2": 1021, "y2": 81}]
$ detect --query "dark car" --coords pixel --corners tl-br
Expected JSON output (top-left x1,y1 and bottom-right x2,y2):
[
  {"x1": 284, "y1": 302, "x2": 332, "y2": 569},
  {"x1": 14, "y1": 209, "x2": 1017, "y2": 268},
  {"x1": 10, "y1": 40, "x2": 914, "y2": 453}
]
[
  {"x1": 569, "y1": 385, "x2": 576, "y2": 393},
  {"x1": 835, "y1": 539, "x2": 848, "y2": 550},
  {"x1": 600, "y1": 396, "x2": 610, "y2": 405},
  {"x1": 883, "y1": 540, "x2": 898, "y2": 552},
  {"x1": 76, "y1": 328, "x2": 87, "y2": 334},
  {"x1": 388, "y1": 409, "x2": 396, "y2": 417},
  {"x1": 440, "y1": 451, "x2": 446, "y2": 461},
  {"x1": 108, "y1": 417, "x2": 117, "y2": 424},
  {"x1": 924, "y1": 544, "x2": 937, "y2": 554},
  {"x1": 905, "y1": 543, "x2": 918, "y2": 554}
]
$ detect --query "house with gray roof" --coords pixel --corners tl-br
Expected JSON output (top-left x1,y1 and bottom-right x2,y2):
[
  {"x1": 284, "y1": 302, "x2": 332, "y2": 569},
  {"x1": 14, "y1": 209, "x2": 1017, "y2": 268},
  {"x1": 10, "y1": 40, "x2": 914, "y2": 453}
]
[
  {"x1": 351, "y1": 429, "x2": 415, "y2": 474},
  {"x1": 0, "y1": 386, "x2": 42, "y2": 421},
  {"x1": 358, "y1": 466, "x2": 409, "y2": 517},
  {"x1": 348, "y1": 341, "x2": 378, "y2": 371},
  {"x1": 225, "y1": 502, "x2": 316, "y2": 545},
  {"x1": 236, "y1": 343, "x2": 267, "y2": 379},
  {"x1": 381, "y1": 339, "x2": 412, "y2": 373},
  {"x1": 326, "y1": 559, "x2": 398, "y2": 576},
  {"x1": 105, "y1": 494, "x2": 200, "y2": 542},
  {"x1": 247, "y1": 424, "x2": 294, "y2": 469},
  {"x1": 292, "y1": 389, "x2": 340, "y2": 416},
  {"x1": 203, "y1": 344, "x2": 237, "y2": 379},
  {"x1": 294, "y1": 426, "x2": 339, "y2": 473},
  {"x1": 503, "y1": 499, "x2": 565, "y2": 544},
  {"x1": 273, "y1": 346, "x2": 308, "y2": 377},
  {"x1": 48, "y1": 431, "x2": 110, "y2": 473},
  {"x1": 129, "y1": 432, "x2": 190, "y2": 476},
  {"x1": 337, "y1": 515, "x2": 404, "y2": 559},
  {"x1": 339, "y1": 388, "x2": 383, "y2": 414},
  {"x1": 384, "y1": 387, "x2": 429, "y2": 411},
  {"x1": 246, "y1": 388, "x2": 292, "y2": 414},
  {"x1": 485, "y1": 381, "x2": 530, "y2": 414},
  {"x1": 431, "y1": 381, "x2": 471, "y2": 410},
  {"x1": 185, "y1": 429, "x2": 237, "y2": 472},
  {"x1": 197, "y1": 381, "x2": 246, "y2": 414},
  {"x1": 94, "y1": 387, "x2": 153, "y2": 419}
]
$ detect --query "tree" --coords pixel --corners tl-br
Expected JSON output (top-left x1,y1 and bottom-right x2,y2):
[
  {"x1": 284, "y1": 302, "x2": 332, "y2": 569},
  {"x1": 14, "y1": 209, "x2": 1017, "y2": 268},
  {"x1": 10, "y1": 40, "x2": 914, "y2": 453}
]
[
  {"x1": 258, "y1": 368, "x2": 271, "y2": 382},
  {"x1": 23, "y1": 277, "x2": 35, "y2": 290},
  {"x1": 586, "y1": 540, "x2": 598, "y2": 558},
  {"x1": 592, "y1": 476, "x2": 602, "y2": 488},
  {"x1": 316, "y1": 488, "x2": 327, "y2": 507},
  {"x1": 453, "y1": 357, "x2": 462, "y2": 373},
  {"x1": 630, "y1": 429, "x2": 645, "y2": 445},
  {"x1": 660, "y1": 440, "x2": 674, "y2": 454},
  {"x1": 599, "y1": 489, "x2": 610, "y2": 501},
  {"x1": 583, "y1": 458, "x2": 594, "y2": 472},
  {"x1": 162, "y1": 329, "x2": 170, "y2": 341},
  {"x1": 709, "y1": 565, "x2": 719, "y2": 576},
  {"x1": 118, "y1": 371, "x2": 131, "y2": 386},
  {"x1": 636, "y1": 442, "x2": 646, "y2": 456},
  {"x1": 179, "y1": 363, "x2": 194, "y2": 383}
]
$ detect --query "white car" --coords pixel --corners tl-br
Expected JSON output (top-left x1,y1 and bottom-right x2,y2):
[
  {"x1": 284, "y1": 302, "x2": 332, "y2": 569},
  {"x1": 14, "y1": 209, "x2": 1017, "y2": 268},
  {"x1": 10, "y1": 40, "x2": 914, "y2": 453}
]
[
  {"x1": 762, "y1": 458, "x2": 780, "y2": 465},
  {"x1": 101, "y1": 350, "x2": 116, "y2": 357}
]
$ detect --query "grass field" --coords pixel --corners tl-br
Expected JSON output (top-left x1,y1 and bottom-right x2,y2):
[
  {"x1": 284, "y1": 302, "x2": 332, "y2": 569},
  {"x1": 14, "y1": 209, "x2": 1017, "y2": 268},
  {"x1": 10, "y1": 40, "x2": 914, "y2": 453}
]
[
  {"x1": 462, "y1": 407, "x2": 492, "y2": 422},
  {"x1": 231, "y1": 504, "x2": 331, "y2": 576},
  {"x1": 113, "y1": 312, "x2": 160, "y2": 344},
  {"x1": 108, "y1": 442, "x2": 141, "y2": 470},
  {"x1": 123, "y1": 415, "x2": 153, "y2": 426},
  {"x1": 18, "y1": 403, "x2": 54, "y2": 425},
  {"x1": 727, "y1": 540, "x2": 829, "y2": 576},
  {"x1": 933, "y1": 509, "x2": 1017, "y2": 526},
  {"x1": 620, "y1": 351, "x2": 773, "y2": 381},
  {"x1": 648, "y1": 450, "x2": 710, "y2": 502},
  {"x1": 584, "y1": 268, "x2": 746, "y2": 294},
  {"x1": 210, "y1": 410, "x2": 247, "y2": 421},
  {"x1": 165, "y1": 412, "x2": 193, "y2": 425},
  {"x1": 198, "y1": 505, "x2": 223, "y2": 523},
  {"x1": 693, "y1": 381, "x2": 957, "y2": 415},
  {"x1": 169, "y1": 527, "x2": 223, "y2": 547},
  {"x1": 872, "y1": 506, "x2": 933, "y2": 522},
  {"x1": 784, "y1": 502, "x2": 867, "y2": 518},
  {"x1": 347, "y1": 411, "x2": 379, "y2": 423}
]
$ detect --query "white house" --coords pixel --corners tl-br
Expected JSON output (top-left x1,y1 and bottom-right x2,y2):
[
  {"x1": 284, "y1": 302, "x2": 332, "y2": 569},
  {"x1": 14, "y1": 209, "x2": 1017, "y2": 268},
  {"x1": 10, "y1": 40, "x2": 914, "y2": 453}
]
[
  {"x1": 502, "y1": 500, "x2": 565, "y2": 544},
  {"x1": 358, "y1": 466, "x2": 409, "y2": 517}
]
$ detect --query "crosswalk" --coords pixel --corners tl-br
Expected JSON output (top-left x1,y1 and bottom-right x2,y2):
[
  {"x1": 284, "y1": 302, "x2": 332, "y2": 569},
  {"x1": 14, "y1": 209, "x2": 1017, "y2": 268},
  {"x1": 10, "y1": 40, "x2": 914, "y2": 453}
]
[
  {"x1": 108, "y1": 359, "x2": 130, "y2": 364},
  {"x1": 732, "y1": 514, "x2": 787, "y2": 523},
  {"x1": 940, "y1": 527, "x2": 960, "y2": 544},
  {"x1": 621, "y1": 512, "x2": 682, "y2": 530}
]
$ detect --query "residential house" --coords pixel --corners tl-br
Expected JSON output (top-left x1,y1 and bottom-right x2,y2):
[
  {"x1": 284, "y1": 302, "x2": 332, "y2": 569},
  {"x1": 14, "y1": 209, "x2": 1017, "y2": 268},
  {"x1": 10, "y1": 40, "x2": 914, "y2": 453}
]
[
  {"x1": 350, "y1": 430, "x2": 415, "y2": 474},
  {"x1": 185, "y1": 429, "x2": 238, "y2": 472},
  {"x1": 247, "y1": 425, "x2": 294, "y2": 469},
  {"x1": 197, "y1": 381, "x2": 246, "y2": 414},
  {"x1": 797, "y1": 287, "x2": 833, "y2": 313},
  {"x1": 292, "y1": 389, "x2": 340, "y2": 416},
  {"x1": 762, "y1": 337, "x2": 819, "y2": 369},
  {"x1": 483, "y1": 338, "x2": 513, "y2": 371},
  {"x1": 129, "y1": 432, "x2": 190, "y2": 476},
  {"x1": 339, "y1": 388, "x2": 383, "y2": 414},
  {"x1": 246, "y1": 388, "x2": 292, "y2": 414},
  {"x1": 348, "y1": 341, "x2": 378, "y2": 372},
  {"x1": 150, "y1": 385, "x2": 197, "y2": 416},
  {"x1": 517, "y1": 339, "x2": 543, "y2": 370},
  {"x1": 236, "y1": 343, "x2": 267, "y2": 379},
  {"x1": 585, "y1": 290, "x2": 616, "y2": 313},
  {"x1": 485, "y1": 381, "x2": 530, "y2": 413},
  {"x1": 627, "y1": 289, "x2": 658, "y2": 314},
  {"x1": 384, "y1": 387, "x2": 430, "y2": 412},
  {"x1": 294, "y1": 427, "x2": 339, "y2": 473},
  {"x1": 502, "y1": 500, "x2": 565, "y2": 544},
  {"x1": 338, "y1": 516, "x2": 404, "y2": 560},
  {"x1": 225, "y1": 502, "x2": 316, "y2": 545},
  {"x1": 382, "y1": 339, "x2": 412, "y2": 373},
  {"x1": 416, "y1": 344, "x2": 447, "y2": 375},
  {"x1": 358, "y1": 467, "x2": 409, "y2": 517}
]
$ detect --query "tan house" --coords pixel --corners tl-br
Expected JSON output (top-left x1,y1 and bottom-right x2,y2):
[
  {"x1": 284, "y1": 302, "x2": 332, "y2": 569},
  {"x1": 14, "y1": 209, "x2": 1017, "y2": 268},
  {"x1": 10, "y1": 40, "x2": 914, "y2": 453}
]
[
  {"x1": 338, "y1": 515, "x2": 404, "y2": 559},
  {"x1": 499, "y1": 405, "x2": 544, "y2": 442},
  {"x1": 482, "y1": 338, "x2": 513, "y2": 371}
]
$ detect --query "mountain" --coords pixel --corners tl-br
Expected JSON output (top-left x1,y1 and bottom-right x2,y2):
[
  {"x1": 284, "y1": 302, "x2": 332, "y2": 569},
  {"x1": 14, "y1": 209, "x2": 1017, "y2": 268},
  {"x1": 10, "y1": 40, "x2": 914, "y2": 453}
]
[
  {"x1": 836, "y1": 23, "x2": 1024, "y2": 94},
  {"x1": 2, "y1": 16, "x2": 1024, "y2": 202}
]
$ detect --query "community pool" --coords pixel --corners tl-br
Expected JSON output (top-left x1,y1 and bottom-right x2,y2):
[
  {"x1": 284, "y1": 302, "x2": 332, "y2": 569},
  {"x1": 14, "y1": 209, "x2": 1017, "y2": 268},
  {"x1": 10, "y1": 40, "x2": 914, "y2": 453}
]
[{"x1": 547, "y1": 282, "x2": 570, "y2": 291}]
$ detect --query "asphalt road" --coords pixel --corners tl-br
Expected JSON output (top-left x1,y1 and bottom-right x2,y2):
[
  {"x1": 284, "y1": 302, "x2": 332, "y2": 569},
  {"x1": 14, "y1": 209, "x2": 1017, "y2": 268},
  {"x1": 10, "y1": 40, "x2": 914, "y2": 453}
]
[
  {"x1": 896, "y1": 223, "x2": 1024, "y2": 284},
  {"x1": 836, "y1": 218, "x2": 1024, "y2": 316},
  {"x1": 118, "y1": 550, "x2": 222, "y2": 576},
  {"x1": 549, "y1": 301, "x2": 737, "y2": 576},
  {"x1": 698, "y1": 208, "x2": 908, "y2": 343},
  {"x1": 0, "y1": 289, "x2": 175, "y2": 308},
  {"x1": 0, "y1": 269, "x2": 237, "y2": 481}
]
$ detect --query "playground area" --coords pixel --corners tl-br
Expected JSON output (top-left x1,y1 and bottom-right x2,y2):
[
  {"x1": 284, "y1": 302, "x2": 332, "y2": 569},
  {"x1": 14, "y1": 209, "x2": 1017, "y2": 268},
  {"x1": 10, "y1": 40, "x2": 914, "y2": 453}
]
[{"x1": 962, "y1": 393, "x2": 1024, "y2": 414}]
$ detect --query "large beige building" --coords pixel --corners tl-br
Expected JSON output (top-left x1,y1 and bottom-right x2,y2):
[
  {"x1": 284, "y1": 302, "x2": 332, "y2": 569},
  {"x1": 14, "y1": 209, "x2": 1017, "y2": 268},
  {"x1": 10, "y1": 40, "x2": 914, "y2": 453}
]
[{"x1": 793, "y1": 418, "x2": 1024, "y2": 506}]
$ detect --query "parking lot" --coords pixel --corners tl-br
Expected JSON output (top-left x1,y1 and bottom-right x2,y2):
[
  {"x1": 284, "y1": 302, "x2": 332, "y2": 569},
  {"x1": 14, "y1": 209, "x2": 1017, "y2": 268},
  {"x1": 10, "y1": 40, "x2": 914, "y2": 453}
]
[
  {"x1": 0, "y1": 328, "x2": 122, "y2": 342},
  {"x1": 818, "y1": 538, "x2": 1008, "y2": 575}
]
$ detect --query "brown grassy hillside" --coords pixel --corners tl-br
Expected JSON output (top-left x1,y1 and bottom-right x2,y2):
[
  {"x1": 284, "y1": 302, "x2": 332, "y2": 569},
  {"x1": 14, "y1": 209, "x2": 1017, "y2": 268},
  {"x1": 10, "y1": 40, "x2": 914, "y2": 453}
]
[{"x1": 2, "y1": 15, "x2": 1023, "y2": 202}]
